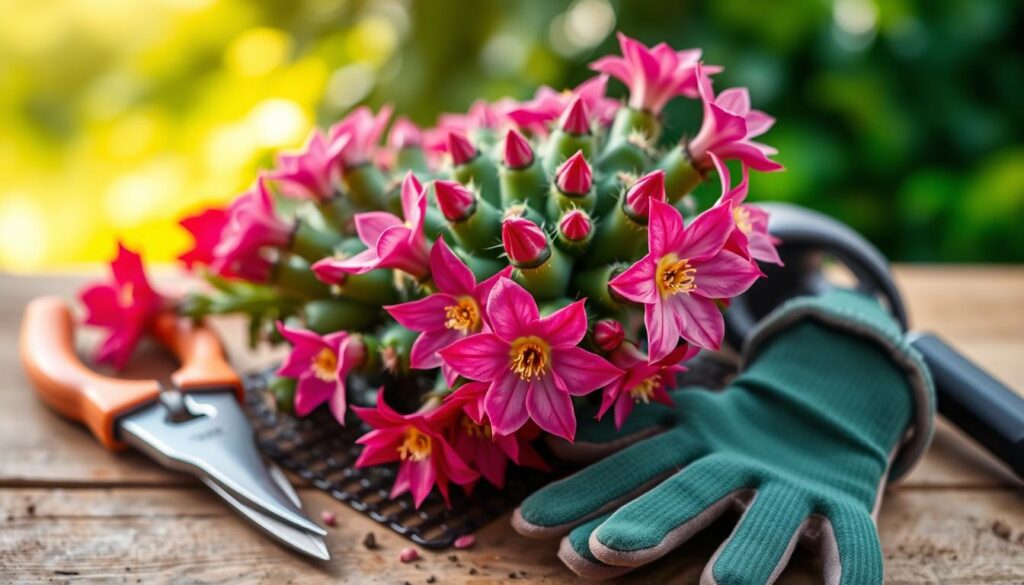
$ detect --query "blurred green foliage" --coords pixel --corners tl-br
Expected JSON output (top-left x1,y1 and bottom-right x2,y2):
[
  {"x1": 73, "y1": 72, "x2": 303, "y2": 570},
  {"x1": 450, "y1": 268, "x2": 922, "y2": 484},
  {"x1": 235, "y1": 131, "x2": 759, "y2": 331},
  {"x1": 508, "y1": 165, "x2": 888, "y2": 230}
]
[{"x1": 1, "y1": 0, "x2": 1021, "y2": 268}]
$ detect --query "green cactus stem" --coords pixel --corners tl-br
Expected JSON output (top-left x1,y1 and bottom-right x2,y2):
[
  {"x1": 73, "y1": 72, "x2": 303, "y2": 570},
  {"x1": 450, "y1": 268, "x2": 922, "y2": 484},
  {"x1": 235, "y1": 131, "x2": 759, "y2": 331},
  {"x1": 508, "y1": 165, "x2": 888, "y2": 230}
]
[
  {"x1": 342, "y1": 162, "x2": 389, "y2": 210},
  {"x1": 331, "y1": 268, "x2": 399, "y2": 306},
  {"x1": 453, "y1": 155, "x2": 501, "y2": 208},
  {"x1": 547, "y1": 184, "x2": 596, "y2": 220},
  {"x1": 499, "y1": 159, "x2": 548, "y2": 211},
  {"x1": 542, "y1": 129, "x2": 596, "y2": 174},
  {"x1": 394, "y1": 146, "x2": 429, "y2": 174},
  {"x1": 607, "y1": 107, "x2": 661, "y2": 147},
  {"x1": 290, "y1": 220, "x2": 343, "y2": 262},
  {"x1": 583, "y1": 196, "x2": 649, "y2": 268},
  {"x1": 658, "y1": 144, "x2": 704, "y2": 202},
  {"x1": 510, "y1": 244, "x2": 573, "y2": 301},
  {"x1": 571, "y1": 263, "x2": 627, "y2": 314},
  {"x1": 304, "y1": 297, "x2": 380, "y2": 333},
  {"x1": 273, "y1": 254, "x2": 331, "y2": 298},
  {"x1": 449, "y1": 197, "x2": 503, "y2": 258}
]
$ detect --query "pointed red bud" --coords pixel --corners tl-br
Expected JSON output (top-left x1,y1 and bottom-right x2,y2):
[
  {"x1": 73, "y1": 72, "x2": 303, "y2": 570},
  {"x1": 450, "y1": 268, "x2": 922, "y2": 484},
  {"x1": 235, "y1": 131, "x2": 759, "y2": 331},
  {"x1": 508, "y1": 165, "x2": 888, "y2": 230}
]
[
  {"x1": 594, "y1": 319, "x2": 625, "y2": 351},
  {"x1": 558, "y1": 209, "x2": 592, "y2": 242},
  {"x1": 555, "y1": 151, "x2": 592, "y2": 195},
  {"x1": 501, "y1": 216, "x2": 549, "y2": 266},
  {"x1": 447, "y1": 132, "x2": 477, "y2": 166},
  {"x1": 434, "y1": 180, "x2": 476, "y2": 221},
  {"x1": 388, "y1": 117, "x2": 422, "y2": 149},
  {"x1": 503, "y1": 129, "x2": 534, "y2": 169},
  {"x1": 624, "y1": 170, "x2": 667, "y2": 219},
  {"x1": 559, "y1": 96, "x2": 590, "y2": 135}
]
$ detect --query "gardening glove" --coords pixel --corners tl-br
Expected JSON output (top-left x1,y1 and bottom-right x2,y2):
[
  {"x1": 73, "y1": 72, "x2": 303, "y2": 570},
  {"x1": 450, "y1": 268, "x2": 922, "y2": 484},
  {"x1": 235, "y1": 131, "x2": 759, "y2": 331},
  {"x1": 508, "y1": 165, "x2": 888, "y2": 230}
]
[{"x1": 512, "y1": 291, "x2": 935, "y2": 584}]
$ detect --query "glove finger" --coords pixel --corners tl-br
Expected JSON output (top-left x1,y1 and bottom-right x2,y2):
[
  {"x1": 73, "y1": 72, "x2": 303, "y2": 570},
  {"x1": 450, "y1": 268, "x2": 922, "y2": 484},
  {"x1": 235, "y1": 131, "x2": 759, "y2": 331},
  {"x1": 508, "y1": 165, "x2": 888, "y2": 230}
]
[
  {"x1": 548, "y1": 393, "x2": 683, "y2": 464},
  {"x1": 819, "y1": 502, "x2": 883, "y2": 585},
  {"x1": 512, "y1": 428, "x2": 703, "y2": 538},
  {"x1": 588, "y1": 453, "x2": 753, "y2": 567},
  {"x1": 555, "y1": 513, "x2": 633, "y2": 580},
  {"x1": 701, "y1": 483, "x2": 813, "y2": 585}
]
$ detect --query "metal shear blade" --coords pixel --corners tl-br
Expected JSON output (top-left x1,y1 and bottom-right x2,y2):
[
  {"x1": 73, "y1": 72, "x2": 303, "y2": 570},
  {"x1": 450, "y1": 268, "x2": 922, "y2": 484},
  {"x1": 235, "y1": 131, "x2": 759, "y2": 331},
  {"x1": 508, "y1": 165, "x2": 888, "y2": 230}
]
[{"x1": 119, "y1": 391, "x2": 330, "y2": 555}]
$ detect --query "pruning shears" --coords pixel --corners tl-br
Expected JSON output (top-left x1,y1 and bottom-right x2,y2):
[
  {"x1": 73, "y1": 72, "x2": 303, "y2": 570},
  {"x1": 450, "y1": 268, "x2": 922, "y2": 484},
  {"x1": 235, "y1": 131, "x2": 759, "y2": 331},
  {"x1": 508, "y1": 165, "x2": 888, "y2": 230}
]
[{"x1": 19, "y1": 296, "x2": 330, "y2": 560}]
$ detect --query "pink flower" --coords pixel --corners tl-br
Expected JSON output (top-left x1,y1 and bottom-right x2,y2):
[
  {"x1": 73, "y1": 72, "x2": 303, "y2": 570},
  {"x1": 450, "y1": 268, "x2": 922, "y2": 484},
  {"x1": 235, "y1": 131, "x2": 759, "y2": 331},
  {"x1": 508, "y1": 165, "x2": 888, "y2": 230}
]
[
  {"x1": 276, "y1": 323, "x2": 366, "y2": 424},
  {"x1": 265, "y1": 129, "x2": 340, "y2": 202},
  {"x1": 590, "y1": 32, "x2": 721, "y2": 115},
  {"x1": 593, "y1": 319, "x2": 625, "y2": 351},
  {"x1": 178, "y1": 207, "x2": 228, "y2": 271},
  {"x1": 439, "y1": 382, "x2": 549, "y2": 489},
  {"x1": 503, "y1": 128, "x2": 534, "y2": 169},
  {"x1": 501, "y1": 216, "x2": 549, "y2": 266},
  {"x1": 599, "y1": 343, "x2": 697, "y2": 429},
  {"x1": 624, "y1": 170, "x2": 667, "y2": 220},
  {"x1": 609, "y1": 200, "x2": 763, "y2": 361},
  {"x1": 211, "y1": 177, "x2": 292, "y2": 278},
  {"x1": 353, "y1": 391, "x2": 478, "y2": 507},
  {"x1": 687, "y1": 64, "x2": 782, "y2": 172},
  {"x1": 447, "y1": 132, "x2": 477, "y2": 166},
  {"x1": 385, "y1": 239, "x2": 512, "y2": 385},
  {"x1": 555, "y1": 150, "x2": 592, "y2": 195},
  {"x1": 507, "y1": 75, "x2": 620, "y2": 132},
  {"x1": 79, "y1": 243, "x2": 166, "y2": 370},
  {"x1": 710, "y1": 153, "x2": 782, "y2": 266},
  {"x1": 312, "y1": 172, "x2": 431, "y2": 280},
  {"x1": 327, "y1": 105, "x2": 393, "y2": 169},
  {"x1": 439, "y1": 278, "x2": 622, "y2": 441},
  {"x1": 388, "y1": 117, "x2": 423, "y2": 149},
  {"x1": 558, "y1": 209, "x2": 592, "y2": 242}
]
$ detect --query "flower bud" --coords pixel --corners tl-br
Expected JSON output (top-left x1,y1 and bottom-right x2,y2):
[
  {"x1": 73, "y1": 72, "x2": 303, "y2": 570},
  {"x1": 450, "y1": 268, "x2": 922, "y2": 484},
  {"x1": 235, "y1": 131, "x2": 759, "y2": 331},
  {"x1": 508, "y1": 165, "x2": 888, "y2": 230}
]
[
  {"x1": 594, "y1": 319, "x2": 625, "y2": 351},
  {"x1": 558, "y1": 96, "x2": 590, "y2": 136},
  {"x1": 503, "y1": 128, "x2": 534, "y2": 169},
  {"x1": 558, "y1": 209, "x2": 592, "y2": 242},
  {"x1": 388, "y1": 117, "x2": 422, "y2": 149},
  {"x1": 434, "y1": 180, "x2": 477, "y2": 222},
  {"x1": 555, "y1": 151, "x2": 592, "y2": 195},
  {"x1": 447, "y1": 131, "x2": 478, "y2": 166},
  {"x1": 501, "y1": 216, "x2": 549, "y2": 267},
  {"x1": 624, "y1": 170, "x2": 667, "y2": 220}
]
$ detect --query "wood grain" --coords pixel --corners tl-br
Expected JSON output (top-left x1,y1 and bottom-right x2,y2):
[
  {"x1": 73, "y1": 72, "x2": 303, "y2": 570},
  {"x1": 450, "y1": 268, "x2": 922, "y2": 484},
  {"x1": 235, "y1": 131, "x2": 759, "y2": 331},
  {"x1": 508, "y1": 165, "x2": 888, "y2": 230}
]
[{"x1": 1, "y1": 267, "x2": 1022, "y2": 583}]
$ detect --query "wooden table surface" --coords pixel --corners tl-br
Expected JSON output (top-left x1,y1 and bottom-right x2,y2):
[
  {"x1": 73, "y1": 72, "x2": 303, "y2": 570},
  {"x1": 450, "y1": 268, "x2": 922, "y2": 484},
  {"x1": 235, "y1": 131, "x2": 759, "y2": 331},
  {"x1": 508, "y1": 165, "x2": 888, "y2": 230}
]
[{"x1": 2, "y1": 267, "x2": 1023, "y2": 584}]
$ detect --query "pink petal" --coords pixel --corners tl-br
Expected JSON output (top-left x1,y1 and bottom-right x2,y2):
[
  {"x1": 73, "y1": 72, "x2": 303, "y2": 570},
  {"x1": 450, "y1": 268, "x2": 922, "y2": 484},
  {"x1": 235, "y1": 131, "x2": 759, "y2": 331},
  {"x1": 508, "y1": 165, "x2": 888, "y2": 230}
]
[
  {"x1": 693, "y1": 251, "x2": 762, "y2": 299},
  {"x1": 483, "y1": 372, "x2": 531, "y2": 436},
  {"x1": 485, "y1": 278, "x2": 540, "y2": 342},
  {"x1": 744, "y1": 111, "x2": 776, "y2": 137},
  {"x1": 716, "y1": 87, "x2": 751, "y2": 116},
  {"x1": 385, "y1": 293, "x2": 454, "y2": 332},
  {"x1": 294, "y1": 375, "x2": 335, "y2": 416},
  {"x1": 609, "y1": 256, "x2": 659, "y2": 304},
  {"x1": 438, "y1": 438, "x2": 480, "y2": 486},
  {"x1": 430, "y1": 238, "x2": 476, "y2": 295},
  {"x1": 525, "y1": 374, "x2": 576, "y2": 442},
  {"x1": 354, "y1": 212, "x2": 402, "y2": 246},
  {"x1": 409, "y1": 328, "x2": 463, "y2": 371},
  {"x1": 474, "y1": 266, "x2": 513, "y2": 310},
  {"x1": 535, "y1": 300, "x2": 588, "y2": 348},
  {"x1": 589, "y1": 55, "x2": 631, "y2": 85},
  {"x1": 613, "y1": 394, "x2": 635, "y2": 430},
  {"x1": 406, "y1": 460, "x2": 436, "y2": 508},
  {"x1": 355, "y1": 429, "x2": 404, "y2": 466},
  {"x1": 648, "y1": 200, "x2": 686, "y2": 258},
  {"x1": 680, "y1": 204, "x2": 733, "y2": 262},
  {"x1": 472, "y1": 441, "x2": 508, "y2": 488},
  {"x1": 645, "y1": 299, "x2": 682, "y2": 364},
  {"x1": 671, "y1": 293, "x2": 725, "y2": 351},
  {"x1": 552, "y1": 346, "x2": 623, "y2": 396},
  {"x1": 439, "y1": 333, "x2": 509, "y2": 381},
  {"x1": 711, "y1": 141, "x2": 784, "y2": 172}
]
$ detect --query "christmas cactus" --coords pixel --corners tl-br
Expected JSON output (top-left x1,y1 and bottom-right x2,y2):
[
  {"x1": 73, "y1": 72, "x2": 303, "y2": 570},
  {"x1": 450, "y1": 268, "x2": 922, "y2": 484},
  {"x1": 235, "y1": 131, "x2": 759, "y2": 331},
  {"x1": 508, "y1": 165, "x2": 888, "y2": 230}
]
[{"x1": 79, "y1": 33, "x2": 783, "y2": 507}]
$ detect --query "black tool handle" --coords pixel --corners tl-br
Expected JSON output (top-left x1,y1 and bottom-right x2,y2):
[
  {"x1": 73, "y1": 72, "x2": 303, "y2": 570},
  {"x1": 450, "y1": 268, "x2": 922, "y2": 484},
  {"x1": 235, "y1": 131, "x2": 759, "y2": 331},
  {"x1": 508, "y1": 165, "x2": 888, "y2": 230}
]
[{"x1": 909, "y1": 331, "x2": 1024, "y2": 479}]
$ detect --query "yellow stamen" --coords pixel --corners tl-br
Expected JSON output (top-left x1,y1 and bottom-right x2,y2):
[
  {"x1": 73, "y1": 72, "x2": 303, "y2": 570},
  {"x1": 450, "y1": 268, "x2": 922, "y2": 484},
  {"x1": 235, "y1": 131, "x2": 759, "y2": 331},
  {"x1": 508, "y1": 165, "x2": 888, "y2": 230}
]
[
  {"x1": 310, "y1": 348, "x2": 338, "y2": 382},
  {"x1": 444, "y1": 297, "x2": 481, "y2": 334},
  {"x1": 397, "y1": 427, "x2": 432, "y2": 461},
  {"x1": 630, "y1": 375, "x2": 661, "y2": 404},
  {"x1": 509, "y1": 336, "x2": 550, "y2": 381},
  {"x1": 656, "y1": 254, "x2": 697, "y2": 296},
  {"x1": 460, "y1": 415, "x2": 493, "y2": 439},
  {"x1": 733, "y1": 206, "x2": 752, "y2": 234}
]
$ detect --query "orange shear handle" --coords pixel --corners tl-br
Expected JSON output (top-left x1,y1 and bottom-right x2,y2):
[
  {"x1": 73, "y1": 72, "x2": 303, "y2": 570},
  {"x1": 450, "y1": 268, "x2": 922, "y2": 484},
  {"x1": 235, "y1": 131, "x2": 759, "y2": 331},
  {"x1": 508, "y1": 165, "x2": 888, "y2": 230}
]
[
  {"x1": 20, "y1": 297, "x2": 244, "y2": 451},
  {"x1": 20, "y1": 296, "x2": 161, "y2": 450}
]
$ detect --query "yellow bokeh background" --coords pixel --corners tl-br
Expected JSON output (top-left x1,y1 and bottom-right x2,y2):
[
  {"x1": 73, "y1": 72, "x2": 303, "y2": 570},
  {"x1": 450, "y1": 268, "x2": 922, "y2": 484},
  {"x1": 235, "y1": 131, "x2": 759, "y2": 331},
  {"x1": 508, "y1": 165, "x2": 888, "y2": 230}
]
[{"x1": 0, "y1": 0, "x2": 407, "y2": 271}]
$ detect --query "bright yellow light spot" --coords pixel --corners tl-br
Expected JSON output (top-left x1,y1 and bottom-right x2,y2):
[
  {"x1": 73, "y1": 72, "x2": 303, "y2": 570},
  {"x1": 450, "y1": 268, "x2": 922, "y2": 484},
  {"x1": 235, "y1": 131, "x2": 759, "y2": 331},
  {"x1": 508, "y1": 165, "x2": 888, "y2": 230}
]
[
  {"x1": 225, "y1": 28, "x2": 293, "y2": 77},
  {"x1": 103, "y1": 159, "x2": 188, "y2": 229},
  {"x1": 247, "y1": 98, "x2": 309, "y2": 148},
  {"x1": 344, "y1": 16, "x2": 398, "y2": 67},
  {"x1": 0, "y1": 194, "x2": 48, "y2": 270}
]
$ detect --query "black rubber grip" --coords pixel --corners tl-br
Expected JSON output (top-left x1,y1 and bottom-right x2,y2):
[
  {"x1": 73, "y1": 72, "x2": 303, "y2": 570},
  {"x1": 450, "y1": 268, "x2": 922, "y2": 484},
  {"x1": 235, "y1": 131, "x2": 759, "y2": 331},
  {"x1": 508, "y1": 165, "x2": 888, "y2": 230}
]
[{"x1": 910, "y1": 331, "x2": 1024, "y2": 479}]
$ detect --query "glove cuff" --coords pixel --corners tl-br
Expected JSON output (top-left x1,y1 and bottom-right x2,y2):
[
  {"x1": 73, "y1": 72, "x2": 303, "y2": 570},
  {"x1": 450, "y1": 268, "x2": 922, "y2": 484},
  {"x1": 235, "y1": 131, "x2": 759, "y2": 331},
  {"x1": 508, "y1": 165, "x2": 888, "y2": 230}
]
[{"x1": 740, "y1": 290, "x2": 936, "y2": 480}]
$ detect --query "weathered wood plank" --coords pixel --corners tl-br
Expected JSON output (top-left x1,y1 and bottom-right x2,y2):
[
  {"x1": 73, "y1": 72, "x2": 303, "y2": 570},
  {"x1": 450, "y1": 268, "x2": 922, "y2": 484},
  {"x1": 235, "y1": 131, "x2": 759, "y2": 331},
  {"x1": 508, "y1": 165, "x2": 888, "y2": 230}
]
[{"x1": 1, "y1": 487, "x2": 1022, "y2": 584}]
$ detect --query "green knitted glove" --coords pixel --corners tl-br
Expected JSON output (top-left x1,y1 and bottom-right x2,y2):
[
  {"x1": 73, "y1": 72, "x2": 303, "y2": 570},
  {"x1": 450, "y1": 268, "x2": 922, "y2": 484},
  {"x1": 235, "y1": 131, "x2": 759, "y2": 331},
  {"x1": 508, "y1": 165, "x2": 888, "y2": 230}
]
[{"x1": 512, "y1": 291, "x2": 935, "y2": 584}]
